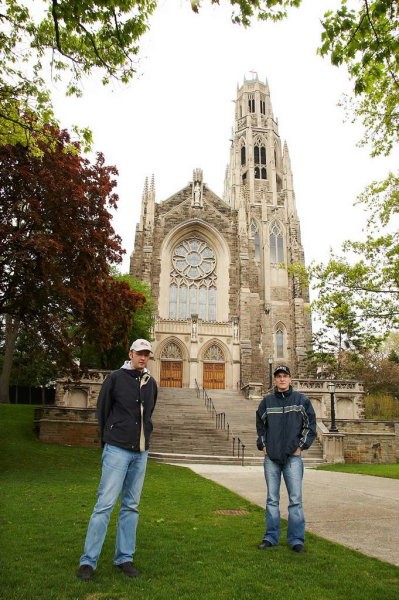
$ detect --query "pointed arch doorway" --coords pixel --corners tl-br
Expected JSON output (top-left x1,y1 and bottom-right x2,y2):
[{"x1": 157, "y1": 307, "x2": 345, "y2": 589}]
[
  {"x1": 160, "y1": 341, "x2": 183, "y2": 388},
  {"x1": 203, "y1": 344, "x2": 225, "y2": 389}
]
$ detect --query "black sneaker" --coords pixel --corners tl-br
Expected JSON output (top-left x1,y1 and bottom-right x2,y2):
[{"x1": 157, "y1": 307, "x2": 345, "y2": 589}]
[
  {"x1": 258, "y1": 540, "x2": 273, "y2": 549},
  {"x1": 115, "y1": 562, "x2": 140, "y2": 577},
  {"x1": 292, "y1": 544, "x2": 304, "y2": 553},
  {"x1": 77, "y1": 564, "x2": 94, "y2": 580}
]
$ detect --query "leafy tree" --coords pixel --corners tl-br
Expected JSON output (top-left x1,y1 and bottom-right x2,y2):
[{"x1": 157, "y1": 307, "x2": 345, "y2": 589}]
[
  {"x1": 0, "y1": 0, "x2": 157, "y2": 146},
  {"x1": 0, "y1": 124, "x2": 144, "y2": 402},
  {"x1": 2, "y1": 328, "x2": 59, "y2": 388},
  {"x1": 0, "y1": 1, "x2": 301, "y2": 147},
  {"x1": 191, "y1": 0, "x2": 302, "y2": 25},
  {"x1": 306, "y1": 2, "x2": 399, "y2": 369},
  {"x1": 319, "y1": 0, "x2": 399, "y2": 157},
  {"x1": 80, "y1": 274, "x2": 154, "y2": 370},
  {"x1": 306, "y1": 289, "x2": 382, "y2": 378},
  {"x1": 310, "y1": 171, "x2": 399, "y2": 336}
]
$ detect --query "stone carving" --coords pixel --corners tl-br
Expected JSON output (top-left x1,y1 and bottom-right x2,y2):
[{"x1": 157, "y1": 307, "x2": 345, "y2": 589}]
[{"x1": 192, "y1": 168, "x2": 203, "y2": 207}]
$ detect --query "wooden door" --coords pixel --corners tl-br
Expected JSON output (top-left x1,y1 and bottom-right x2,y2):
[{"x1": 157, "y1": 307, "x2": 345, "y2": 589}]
[
  {"x1": 203, "y1": 362, "x2": 225, "y2": 389},
  {"x1": 160, "y1": 360, "x2": 183, "y2": 387}
]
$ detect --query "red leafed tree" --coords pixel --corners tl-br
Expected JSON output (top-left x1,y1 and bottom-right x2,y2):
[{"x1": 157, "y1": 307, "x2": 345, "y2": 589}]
[{"x1": 0, "y1": 126, "x2": 144, "y2": 402}]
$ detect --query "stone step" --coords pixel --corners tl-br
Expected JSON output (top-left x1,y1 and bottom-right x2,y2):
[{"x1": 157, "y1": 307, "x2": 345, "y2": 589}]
[
  {"x1": 149, "y1": 452, "x2": 324, "y2": 467},
  {"x1": 150, "y1": 386, "x2": 325, "y2": 465}
]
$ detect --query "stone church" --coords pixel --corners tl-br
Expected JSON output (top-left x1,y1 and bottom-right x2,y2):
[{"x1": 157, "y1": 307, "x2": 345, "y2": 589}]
[{"x1": 130, "y1": 74, "x2": 312, "y2": 390}]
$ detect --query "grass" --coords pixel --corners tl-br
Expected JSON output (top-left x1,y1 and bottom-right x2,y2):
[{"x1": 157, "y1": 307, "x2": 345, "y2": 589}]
[
  {"x1": 1, "y1": 405, "x2": 399, "y2": 600},
  {"x1": 315, "y1": 461, "x2": 399, "y2": 479}
]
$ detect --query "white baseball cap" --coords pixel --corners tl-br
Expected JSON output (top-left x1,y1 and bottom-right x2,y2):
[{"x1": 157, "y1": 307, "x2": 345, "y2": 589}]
[{"x1": 130, "y1": 339, "x2": 152, "y2": 352}]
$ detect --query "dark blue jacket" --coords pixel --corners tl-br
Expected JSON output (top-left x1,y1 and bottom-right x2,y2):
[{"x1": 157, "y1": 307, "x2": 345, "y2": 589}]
[{"x1": 256, "y1": 386, "x2": 316, "y2": 465}]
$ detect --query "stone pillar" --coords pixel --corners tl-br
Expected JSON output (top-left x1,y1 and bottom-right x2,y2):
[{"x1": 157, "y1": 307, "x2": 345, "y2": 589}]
[{"x1": 322, "y1": 432, "x2": 345, "y2": 464}]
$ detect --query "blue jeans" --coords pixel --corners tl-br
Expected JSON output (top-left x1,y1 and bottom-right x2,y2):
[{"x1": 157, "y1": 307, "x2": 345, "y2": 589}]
[
  {"x1": 80, "y1": 444, "x2": 149, "y2": 569},
  {"x1": 263, "y1": 455, "x2": 305, "y2": 547}
]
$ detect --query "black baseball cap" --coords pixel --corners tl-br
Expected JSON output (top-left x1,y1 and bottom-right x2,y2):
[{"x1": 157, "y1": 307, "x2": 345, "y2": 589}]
[{"x1": 273, "y1": 365, "x2": 291, "y2": 376}]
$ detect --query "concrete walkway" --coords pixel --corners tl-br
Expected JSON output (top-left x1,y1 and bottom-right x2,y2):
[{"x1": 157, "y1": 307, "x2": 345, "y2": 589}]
[{"x1": 178, "y1": 464, "x2": 399, "y2": 567}]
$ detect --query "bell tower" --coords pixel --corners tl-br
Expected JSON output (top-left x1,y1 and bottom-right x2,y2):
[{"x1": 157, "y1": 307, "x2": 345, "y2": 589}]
[{"x1": 224, "y1": 73, "x2": 312, "y2": 379}]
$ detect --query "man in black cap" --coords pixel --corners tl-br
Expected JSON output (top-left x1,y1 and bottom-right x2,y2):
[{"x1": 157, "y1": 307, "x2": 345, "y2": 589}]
[{"x1": 256, "y1": 365, "x2": 316, "y2": 553}]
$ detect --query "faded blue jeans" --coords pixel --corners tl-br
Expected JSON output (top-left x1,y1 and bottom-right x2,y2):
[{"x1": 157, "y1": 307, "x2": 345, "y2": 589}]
[
  {"x1": 262, "y1": 455, "x2": 305, "y2": 547},
  {"x1": 80, "y1": 444, "x2": 149, "y2": 569}
]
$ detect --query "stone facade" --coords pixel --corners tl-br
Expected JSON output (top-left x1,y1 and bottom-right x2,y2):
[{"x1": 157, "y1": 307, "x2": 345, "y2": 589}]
[{"x1": 130, "y1": 75, "x2": 312, "y2": 391}]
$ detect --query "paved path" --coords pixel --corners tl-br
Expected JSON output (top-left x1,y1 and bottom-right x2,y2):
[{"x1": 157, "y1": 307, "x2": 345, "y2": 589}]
[{"x1": 178, "y1": 464, "x2": 399, "y2": 567}]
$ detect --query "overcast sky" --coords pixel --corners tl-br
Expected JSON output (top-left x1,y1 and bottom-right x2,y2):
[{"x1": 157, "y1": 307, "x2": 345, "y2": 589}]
[{"x1": 52, "y1": 0, "x2": 399, "y2": 274}]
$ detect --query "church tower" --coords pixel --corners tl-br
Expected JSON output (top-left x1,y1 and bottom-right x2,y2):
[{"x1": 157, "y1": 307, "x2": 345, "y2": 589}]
[{"x1": 130, "y1": 74, "x2": 312, "y2": 390}]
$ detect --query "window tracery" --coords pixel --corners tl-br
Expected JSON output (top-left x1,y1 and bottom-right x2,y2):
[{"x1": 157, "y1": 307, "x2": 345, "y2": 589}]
[
  {"x1": 169, "y1": 238, "x2": 217, "y2": 320},
  {"x1": 254, "y1": 136, "x2": 267, "y2": 179},
  {"x1": 161, "y1": 342, "x2": 182, "y2": 360},
  {"x1": 276, "y1": 329, "x2": 284, "y2": 358},
  {"x1": 204, "y1": 344, "x2": 224, "y2": 362},
  {"x1": 270, "y1": 221, "x2": 284, "y2": 263}
]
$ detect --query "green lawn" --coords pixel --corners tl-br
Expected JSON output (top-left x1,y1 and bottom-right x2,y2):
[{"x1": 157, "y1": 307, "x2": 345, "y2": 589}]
[
  {"x1": 1, "y1": 404, "x2": 398, "y2": 600},
  {"x1": 315, "y1": 461, "x2": 399, "y2": 479}
]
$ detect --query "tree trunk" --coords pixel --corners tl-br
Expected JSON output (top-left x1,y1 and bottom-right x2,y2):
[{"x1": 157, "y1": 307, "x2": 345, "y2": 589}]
[{"x1": 0, "y1": 315, "x2": 20, "y2": 403}]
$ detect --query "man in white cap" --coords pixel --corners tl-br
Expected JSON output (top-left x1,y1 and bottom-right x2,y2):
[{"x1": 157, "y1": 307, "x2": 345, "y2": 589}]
[
  {"x1": 77, "y1": 339, "x2": 157, "y2": 580},
  {"x1": 256, "y1": 364, "x2": 316, "y2": 553}
]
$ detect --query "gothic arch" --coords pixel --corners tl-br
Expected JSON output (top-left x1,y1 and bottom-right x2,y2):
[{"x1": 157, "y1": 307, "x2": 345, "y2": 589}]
[
  {"x1": 254, "y1": 135, "x2": 267, "y2": 180},
  {"x1": 249, "y1": 218, "x2": 261, "y2": 261},
  {"x1": 274, "y1": 321, "x2": 287, "y2": 359},
  {"x1": 201, "y1": 340, "x2": 227, "y2": 362},
  {"x1": 158, "y1": 220, "x2": 230, "y2": 322},
  {"x1": 200, "y1": 340, "x2": 230, "y2": 390},
  {"x1": 157, "y1": 337, "x2": 188, "y2": 388},
  {"x1": 269, "y1": 220, "x2": 286, "y2": 263},
  {"x1": 158, "y1": 337, "x2": 187, "y2": 361},
  {"x1": 240, "y1": 137, "x2": 246, "y2": 166}
]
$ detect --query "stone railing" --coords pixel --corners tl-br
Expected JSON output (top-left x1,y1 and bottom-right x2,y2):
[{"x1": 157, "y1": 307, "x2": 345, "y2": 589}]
[
  {"x1": 294, "y1": 379, "x2": 364, "y2": 393},
  {"x1": 240, "y1": 381, "x2": 263, "y2": 401}
]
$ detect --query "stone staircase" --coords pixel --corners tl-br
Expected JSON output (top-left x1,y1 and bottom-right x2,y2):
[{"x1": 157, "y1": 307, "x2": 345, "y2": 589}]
[
  {"x1": 207, "y1": 389, "x2": 324, "y2": 466},
  {"x1": 150, "y1": 387, "x2": 242, "y2": 465},
  {"x1": 150, "y1": 387, "x2": 325, "y2": 466}
]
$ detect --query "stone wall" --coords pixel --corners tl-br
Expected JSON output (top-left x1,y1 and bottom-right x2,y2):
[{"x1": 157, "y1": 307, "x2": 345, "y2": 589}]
[
  {"x1": 336, "y1": 419, "x2": 398, "y2": 464},
  {"x1": 34, "y1": 406, "x2": 100, "y2": 448}
]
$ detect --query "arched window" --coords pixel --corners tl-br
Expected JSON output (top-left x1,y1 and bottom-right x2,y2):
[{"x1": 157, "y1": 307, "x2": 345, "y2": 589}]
[
  {"x1": 260, "y1": 94, "x2": 266, "y2": 115},
  {"x1": 248, "y1": 94, "x2": 255, "y2": 113},
  {"x1": 241, "y1": 143, "x2": 246, "y2": 166},
  {"x1": 261, "y1": 146, "x2": 266, "y2": 165},
  {"x1": 204, "y1": 344, "x2": 224, "y2": 362},
  {"x1": 169, "y1": 238, "x2": 217, "y2": 321},
  {"x1": 254, "y1": 138, "x2": 267, "y2": 179},
  {"x1": 276, "y1": 329, "x2": 284, "y2": 358},
  {"x1": 270, "y1": 222, "x2": 284, "y2": 263},
  {"x1": 161, "y1": 342, "x2": 182, "y2": 360}
]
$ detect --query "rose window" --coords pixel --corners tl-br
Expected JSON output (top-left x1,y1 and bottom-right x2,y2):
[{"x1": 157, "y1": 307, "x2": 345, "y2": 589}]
[{"x1": 173, "y1": 239, "x2": 216, "y2": 280}]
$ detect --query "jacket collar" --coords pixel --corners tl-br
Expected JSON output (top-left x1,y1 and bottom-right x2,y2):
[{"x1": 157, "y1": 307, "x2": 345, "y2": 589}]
[{"x1": 274, "y1": 385, "x2": 293, "y2": 399}]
